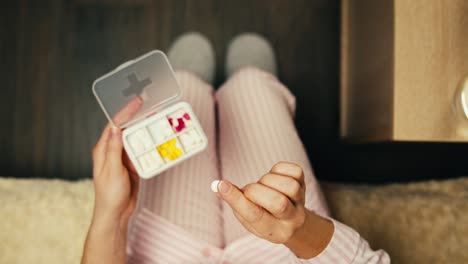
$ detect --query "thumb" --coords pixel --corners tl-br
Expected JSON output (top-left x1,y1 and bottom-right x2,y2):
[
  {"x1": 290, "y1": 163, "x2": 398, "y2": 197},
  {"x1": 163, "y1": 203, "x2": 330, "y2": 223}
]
[
  {"x1": 104, "y1": 126, "x2": 124, "y2": 169},
  {"x1": 213, "y1": 180, "x2": 242, "y2": 202},
  {"x1": 212, "y1": 180, "x2": 265, "y2": 224}
]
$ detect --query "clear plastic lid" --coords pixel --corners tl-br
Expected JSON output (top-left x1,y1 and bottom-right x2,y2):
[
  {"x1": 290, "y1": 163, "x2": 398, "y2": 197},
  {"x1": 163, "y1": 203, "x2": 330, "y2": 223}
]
[{"x1": 92, "y1": 50, "x2": 182, "y2": 128}]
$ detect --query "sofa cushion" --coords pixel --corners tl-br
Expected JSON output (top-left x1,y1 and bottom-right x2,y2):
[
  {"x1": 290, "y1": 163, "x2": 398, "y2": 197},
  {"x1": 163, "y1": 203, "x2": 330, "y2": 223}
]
[
  {"x1": 1, "y1": 179, "x2": 93, "y2": 264},
  {"x1": 1, "y1": 177, "x2": 467, "y2": 264},
  {"x1": 322, "y1": 178, "x2": 468, "y2": 263}
]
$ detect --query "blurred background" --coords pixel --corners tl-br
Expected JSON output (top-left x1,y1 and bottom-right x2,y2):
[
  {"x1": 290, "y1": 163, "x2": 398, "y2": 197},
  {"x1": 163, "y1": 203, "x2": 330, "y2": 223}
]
[{"x1": 1, "y1": 0, "x2": 468, "y2": 183}]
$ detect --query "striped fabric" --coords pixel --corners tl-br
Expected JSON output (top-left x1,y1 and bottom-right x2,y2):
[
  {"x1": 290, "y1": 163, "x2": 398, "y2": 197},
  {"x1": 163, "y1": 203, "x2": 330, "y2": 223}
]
[{"x1": 127, "y1": 68, "x2": 390, "y2": 264}]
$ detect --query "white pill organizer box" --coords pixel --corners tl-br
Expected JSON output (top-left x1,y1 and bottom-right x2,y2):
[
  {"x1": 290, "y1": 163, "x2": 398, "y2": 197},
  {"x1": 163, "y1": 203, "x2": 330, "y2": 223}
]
[{"x1": 92, "y1": 50, "x2": 208, "y2": 179}]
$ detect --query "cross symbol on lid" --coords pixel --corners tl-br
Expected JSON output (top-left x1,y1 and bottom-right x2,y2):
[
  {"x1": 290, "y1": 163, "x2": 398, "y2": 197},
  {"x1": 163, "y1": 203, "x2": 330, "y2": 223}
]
[{"x1": 122, "y1": 73, "x2": 152, "y2": 97}]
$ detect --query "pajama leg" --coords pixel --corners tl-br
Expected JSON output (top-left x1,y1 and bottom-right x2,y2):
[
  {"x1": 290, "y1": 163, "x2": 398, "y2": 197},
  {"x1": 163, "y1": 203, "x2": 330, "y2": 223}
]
[
  {"x1": 216, "y1": 67, "x2": 330, "y2": 245},
  {"x1": 129, "y1": 71, "x2": 223, "y2": 248}
]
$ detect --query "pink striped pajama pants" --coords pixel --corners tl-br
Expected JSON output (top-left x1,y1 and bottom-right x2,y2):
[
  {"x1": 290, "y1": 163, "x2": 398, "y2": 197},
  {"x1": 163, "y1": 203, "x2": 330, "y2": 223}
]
[{"x1": 127, "y1": 67, "x2": 390, "y2": 264}]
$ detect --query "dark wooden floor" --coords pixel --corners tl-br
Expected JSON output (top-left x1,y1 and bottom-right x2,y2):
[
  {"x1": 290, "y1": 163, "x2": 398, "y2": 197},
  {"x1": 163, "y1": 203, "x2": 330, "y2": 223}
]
[{"x1": 1, "y1": 0, "x2": 468, "y2": 182}]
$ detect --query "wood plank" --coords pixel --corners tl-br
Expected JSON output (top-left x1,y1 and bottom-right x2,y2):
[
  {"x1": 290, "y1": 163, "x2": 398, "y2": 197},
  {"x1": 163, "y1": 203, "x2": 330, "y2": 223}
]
[
  {"x1": 3, "y1": 0, "x2": 468, "y2": 182},
  {"x1": 394, "y1": 0, "x2": 468, "y2": 141},
  {"x1": 9, "y1": 0, "x2": 63, "y2": 177},
  {"x1": 0, "y1": 1, "x2": 20, "y2": 175},
  {"x1": 58, "y1": 0, "x2": 159, "y2": 178}
]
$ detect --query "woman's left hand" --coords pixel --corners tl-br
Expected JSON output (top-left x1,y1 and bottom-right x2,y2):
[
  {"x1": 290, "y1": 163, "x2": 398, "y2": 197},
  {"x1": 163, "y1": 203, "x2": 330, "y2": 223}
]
[{"x1": 82, "y1": 97, "x2": 143, "y2": 264}]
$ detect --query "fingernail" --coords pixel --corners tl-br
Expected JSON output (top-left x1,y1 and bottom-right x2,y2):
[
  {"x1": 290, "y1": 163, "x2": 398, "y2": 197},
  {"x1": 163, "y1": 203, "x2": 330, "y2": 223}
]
[
  {"x1": 218, "y1": 180, "x2": 230, "y2": 194},
  {"x1": 135, "y1": 96, "x2": 143, "y2": 105},
  {"x1": 210, "y1": 180, "x2": 220, "y2": 192},
  {"x1": 110, "y1": 126, "x2": 120, "y2": 137}
]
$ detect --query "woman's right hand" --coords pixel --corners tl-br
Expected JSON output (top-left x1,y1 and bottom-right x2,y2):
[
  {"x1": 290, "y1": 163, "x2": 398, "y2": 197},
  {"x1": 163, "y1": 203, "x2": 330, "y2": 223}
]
[{"x1": 215, "y1": 162, "x2": 334, "y2": 259}]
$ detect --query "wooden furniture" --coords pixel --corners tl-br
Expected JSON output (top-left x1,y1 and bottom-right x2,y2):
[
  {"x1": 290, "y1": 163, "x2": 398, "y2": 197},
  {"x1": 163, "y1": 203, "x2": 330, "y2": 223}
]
[
  {"x1": 341, "y1": 0, "x2": 468, "y2": 142},
  {"x1": 1, "y1": 0, "x2": 345, "y2": 180},
  {"x1": 4, "y1": 0, "x2": 468, "y2": 182}
]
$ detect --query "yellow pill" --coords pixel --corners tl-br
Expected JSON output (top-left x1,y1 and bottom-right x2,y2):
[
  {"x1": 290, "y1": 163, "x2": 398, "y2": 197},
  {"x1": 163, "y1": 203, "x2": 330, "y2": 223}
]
[{"x1": 157, "y1": 138, "x2": 183, "y2": 161}]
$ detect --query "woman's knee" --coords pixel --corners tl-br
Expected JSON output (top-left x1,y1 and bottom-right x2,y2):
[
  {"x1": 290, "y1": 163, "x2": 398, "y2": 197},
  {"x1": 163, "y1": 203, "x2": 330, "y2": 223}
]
[
  {"x1": 219, "y1": 66, "x2": 273, "y2": 95},
  {"x1": 173, "y1": 70, "x2": 214, "y2": 104}
]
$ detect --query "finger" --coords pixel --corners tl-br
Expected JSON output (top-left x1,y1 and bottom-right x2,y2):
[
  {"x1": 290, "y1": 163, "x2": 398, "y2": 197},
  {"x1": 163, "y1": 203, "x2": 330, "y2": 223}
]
[
  {"x1": 129, "y1": 171, "x2": 140, "y2": 208},
  {"x1": 123, "y1": 151, "x2": 138, "y2": 175},
  {"x1": 103, "y1": 126, "x2": 124, "y2": 170},
  {"x1": 243, "y1": 183, "x2": 296, "y2": 219},
  {"x1": 92, "y1": 123, "x2": 113, "y2": 176},
  {"x1": 259, "y1": 173, "x2": 304, "y2": 204},
  {"x1": 216, "y1": 180, "x2": 276, "y2": 226},
  {"x1": 112, "y1": 96, "x2": 143, "y2": 126},
  {"x1": 270, "y1": 162, "x2": 304, "y2": 184},
  {"x1": 94, "y1": 97, "x2": 141, "y2": 175}
]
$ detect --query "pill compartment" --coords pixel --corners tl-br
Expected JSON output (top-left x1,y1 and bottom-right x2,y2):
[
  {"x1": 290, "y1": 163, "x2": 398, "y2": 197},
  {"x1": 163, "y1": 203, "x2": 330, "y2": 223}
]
[
  {"x1": 92, "y1": 50, "x2": 208, "y2": 179},
  {"x1": 127, "y1": 129, "x2": 154, "y2": 155},
  {"x1": 147, "y1": 118, "x2": 174, "y2": 144},
  {"x1": 178, "y1": 128, "x2": 204, "y2": 152},
  {"x1": 122, "y1": 102, "x2": 206, "y2": 177}
]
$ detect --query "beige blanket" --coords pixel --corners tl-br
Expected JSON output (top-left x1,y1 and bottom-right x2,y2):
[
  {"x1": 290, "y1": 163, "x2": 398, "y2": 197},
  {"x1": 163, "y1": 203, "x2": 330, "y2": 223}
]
[{"x1": 1, "y1": 177, "x2": 467, "y2": 264}]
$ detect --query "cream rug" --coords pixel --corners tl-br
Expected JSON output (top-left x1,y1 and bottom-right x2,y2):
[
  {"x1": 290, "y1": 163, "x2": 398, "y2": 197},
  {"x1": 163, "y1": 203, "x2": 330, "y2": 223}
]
[{"x1": 1, "y1": 177, "x2": 467, "y2": 264}]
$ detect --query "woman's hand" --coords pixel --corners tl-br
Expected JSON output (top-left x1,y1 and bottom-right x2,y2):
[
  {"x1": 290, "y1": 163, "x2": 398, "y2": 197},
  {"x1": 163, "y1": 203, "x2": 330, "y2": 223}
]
[
  {"x1": 216, "y1": 162, "x2": 334, "y2": 259},
  {"x1": 82, "y1": 97, "x2": 142, "y2": 264},
  {"x1": 91, "y1": 125, "x2": 139, "y2": 222},
  {"x1": 92, "y1": 96, "x2": 142, "y2": 222},
  {"x1": 82, "y1": 125, "x2": 139, "y2": 264},
  {"x1": 216, "y1": 162, "x2": 307, "y2": 243}
]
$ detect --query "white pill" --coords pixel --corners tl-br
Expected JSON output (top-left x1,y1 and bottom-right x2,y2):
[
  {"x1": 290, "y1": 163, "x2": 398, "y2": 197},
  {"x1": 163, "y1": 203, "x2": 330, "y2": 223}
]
[
  {"x1": 138, "y1": 154, "x2": 150, "y2": 172},
  {"x1": 127, "y1": 129, "x2": 153, "y2": 154},
  {"x1": 149, "y1": 150, "x2": 164, "y2": 165},
  {"x1": 211, "y1": 180, "x2": 220, "y2": 193},
  {"x1": 179, "y1": 129, "x2": 203, "y2": 152},
  {"x1": 127, "y1": 133, "x2": 145, "y2": 154},
  {"x1": 141, "y1": 130, "x2": 154, "y2": 150},
  {"x1": 189, "y1": 130, "x2": 202, "y2": 143},
  {"x1": 148, "y1": 119, "x2": 174, "y2": 144},
  {"x1": 138, "y1": 151, "x2": 164, "y2": 173}
]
